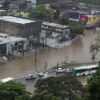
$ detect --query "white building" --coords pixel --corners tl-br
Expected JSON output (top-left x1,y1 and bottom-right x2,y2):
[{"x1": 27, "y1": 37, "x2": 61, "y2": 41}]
[
  {"x1": 0, "y1": 33, "x2": 27, "y2": 57},
  {"x1": 40, "y1": 22, "x2": 71, "y2": 48}
]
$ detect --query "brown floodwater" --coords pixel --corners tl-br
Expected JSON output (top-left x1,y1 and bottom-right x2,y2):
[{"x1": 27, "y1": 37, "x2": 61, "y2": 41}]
[{"x1": 0, "y1": 30, "x2": 99, "y2": 79}]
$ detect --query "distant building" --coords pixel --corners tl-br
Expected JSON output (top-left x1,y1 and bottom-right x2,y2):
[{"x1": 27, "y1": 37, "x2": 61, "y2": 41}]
[
  {"x1": 0, "y1": 16, "x2": 42, "y2": 46},
  {"x1": 0, "y1": 33, "x2": 27, "y2": 57},
  {"x1": 31, "y1": 0, "x2": 58, "y2": 5},
  {"x1": 0, "y1": 9, "x2": 7, "y2": 15},
  {"x1": 66, "y1": 9, "x2": 88, "y2": 22}
]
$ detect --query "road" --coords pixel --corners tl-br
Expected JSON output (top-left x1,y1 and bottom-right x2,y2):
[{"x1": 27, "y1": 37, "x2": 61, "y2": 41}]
[
  {"x1": 15, "y1": 68, "x2": 87, "y2": 93},
  {"x1": 16, "y1": 69, "x2": 68, "y2": 93}
]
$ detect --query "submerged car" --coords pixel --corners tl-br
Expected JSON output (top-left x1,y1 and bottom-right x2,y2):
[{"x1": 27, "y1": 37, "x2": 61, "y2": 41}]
[
  {"x1": 38, "y1": 72, "x2": 44, "y2": 77},
  {"x1": 25, "y1": 74, "x2": 36, "y2": 80},
  {"x1": 56, "y1": 68, "x2": 66, "y2": 73}
]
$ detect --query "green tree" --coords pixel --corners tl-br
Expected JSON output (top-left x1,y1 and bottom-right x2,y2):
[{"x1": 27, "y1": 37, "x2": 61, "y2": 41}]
[
  {"x1": 83, "y1": 62, "x2": 100, "y2": 100},
  {"x1": 59, "y1": 15, "x2": 69, "y2": 25},
  {"x1": 32, "y1": 93, "x2": 61, "y2": 100},
  {"x1": 69, "y1": 23, "x2": 84, "y2": 35},
  {"x1": 33, "y1": 75, "x2": 83, "y2": 100},
  {"x1": 28, "y1": 5, "x2": 52, "y2": 21},
  {"x1": 89, "y1": 43, "x2": 99, "y2": 60},
  {"x1": 89, "y1": 36, "x2": 100, "y2": 60},
  {"x1": 0, "y1": 81, "x2": 31, "y2": 100}
]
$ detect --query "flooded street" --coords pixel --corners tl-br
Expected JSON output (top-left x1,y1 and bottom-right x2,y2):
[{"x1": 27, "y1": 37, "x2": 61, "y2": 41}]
[{"x1": 0, "y1": 30, "x2": 99, "y2": 79}]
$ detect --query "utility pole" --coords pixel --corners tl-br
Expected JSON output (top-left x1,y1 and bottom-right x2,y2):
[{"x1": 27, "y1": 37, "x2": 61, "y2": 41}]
[
  {"x1": 34, "y1": 39, "x2": 37, "y2": 70},
  {"x1": 45, "y1": 61, "x2": 48, "y2": 72},
  {"x1": 56, "y1": 62, "x2": 59, "y2": 74},
  {"x1": 22, "y1": 41, "x2": 24, "y2": 56}
]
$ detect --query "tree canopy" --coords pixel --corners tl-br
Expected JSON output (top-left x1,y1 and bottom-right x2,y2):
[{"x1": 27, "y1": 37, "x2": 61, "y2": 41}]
[
  {"x1": 83, "y1": 62, "x2": 100, "y2": 100},
  {"x1": 0, "y1": 81, "x2": 31, "y2": 100},
  {"x1": 59, "y1": 15, "x2": 69, "y2": 25},
  {"x1": 28, "y1": 5, "x2": 52, "y2": 21},
  {"x1": 33, "y1": 75, "x2": 83, "y2": 100},
  {"x1": 69, "y1": 23, "x2": 84, "y2": 35}
]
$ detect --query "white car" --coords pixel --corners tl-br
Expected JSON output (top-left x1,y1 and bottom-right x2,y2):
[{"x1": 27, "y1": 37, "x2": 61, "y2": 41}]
[
  {"x1": 56, "y1": 68, "x2": 66, "y2": 73},
  {"x1": 42, "y1": 74, "x2": 49, "y2": 79},
  {"x1": 65, "y1": 68, "x2": 72, "y2": 73},
  {"x1": 42, "y1": 72, "x2": 52, "y2": 79},
  {"x1": 25, "y1": 74, "x2": 36, "y2": 80},
  {"x1": 38, "y1": 72, "x2": 44, "y2": 77}
]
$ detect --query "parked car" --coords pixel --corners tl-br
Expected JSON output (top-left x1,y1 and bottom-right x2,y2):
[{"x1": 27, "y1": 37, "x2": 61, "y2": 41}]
[
  {"x1": 42, "y1": 72, "x2": 53, "y2": 79},
  {"x1": 25, "y1": 74, "x2": 36, "y2": 80},
  {"x1": 56, "y1": 68, "x2": 66, "y2": 73},
  {"x1": 38, "y1": 72, "x2": 44, "y2": 77},
  {"x1": 42, "y1": 73, "x2": 49, "y2": 79}
]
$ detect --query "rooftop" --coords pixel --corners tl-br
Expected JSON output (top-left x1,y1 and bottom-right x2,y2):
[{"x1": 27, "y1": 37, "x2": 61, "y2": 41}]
[
  {"x1": 0, "y1": 37, "x2": 10, "y2": 45},
  {"x1": 42, "y1": 22, "x2": 69, "y2": 29},
  {"x1": 0, "y1": 16, "x2": 35, "y2": 24},
  {"x1": 0, "y1": 33, "x2": 26, "y2": 45}
]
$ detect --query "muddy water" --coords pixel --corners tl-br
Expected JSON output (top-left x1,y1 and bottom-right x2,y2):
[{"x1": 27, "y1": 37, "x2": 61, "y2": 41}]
[{"x1": 0, "y1": 30, "x2": 99, "y2": 79}]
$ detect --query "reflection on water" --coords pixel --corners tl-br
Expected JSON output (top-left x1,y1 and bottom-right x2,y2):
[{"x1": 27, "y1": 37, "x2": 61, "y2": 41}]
[{"x1": 0, "y1": 30, "x2": 99, "y2": 78}]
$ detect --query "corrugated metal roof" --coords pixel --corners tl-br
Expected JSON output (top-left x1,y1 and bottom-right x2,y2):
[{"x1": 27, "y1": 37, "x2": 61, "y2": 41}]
[{"x1": 0, "y1": 16, "x2": 35, "y2": 24}]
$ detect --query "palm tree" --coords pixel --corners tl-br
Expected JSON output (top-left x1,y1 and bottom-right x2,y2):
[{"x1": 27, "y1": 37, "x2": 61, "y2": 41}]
[{"x1": 90, "y1": 43, "x2": 100, "y2": 60}]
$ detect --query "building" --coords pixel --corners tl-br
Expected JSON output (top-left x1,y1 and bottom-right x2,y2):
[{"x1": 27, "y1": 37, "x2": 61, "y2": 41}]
[
  {"x1": 40, "y1": 22, "x2": 71, "y2": 48},
  {"x1": 0, "y1": 16, "x2": 42, "y2": 46},
  {"x1": 42, "y1": 22, "x2": 70, "y2": 34},
  {"x1": 0, "y1": 9, "x2": 7, "y2": 16},
  {"x1": 0, "y1": 0, "x2": 11, "y2": 10},
  {"x1": 0, "y1": 33, "x2": 27, "y2": 57},
  {"x1": 66, "y1": 9, "x2": 88, "y2": 22},
  {"x1": 79, "y1": 10, "x2": 100, "y2": 28},
  {"x1": 31, "y1": 0, "x2": 58, "y2": 5}
]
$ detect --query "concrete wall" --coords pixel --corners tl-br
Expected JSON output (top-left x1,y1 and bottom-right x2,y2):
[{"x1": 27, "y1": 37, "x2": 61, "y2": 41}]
[
  {"x1": 0, "y1": 19, "x2": 42, "y2": 44},
  {"x1": 0, "y1": 20, "x2": 24, "y2": 36}
]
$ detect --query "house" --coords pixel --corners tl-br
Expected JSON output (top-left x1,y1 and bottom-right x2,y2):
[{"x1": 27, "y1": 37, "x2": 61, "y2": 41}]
[{"x1": 0, "y1": 16, "x2": 42, "y2": 47}]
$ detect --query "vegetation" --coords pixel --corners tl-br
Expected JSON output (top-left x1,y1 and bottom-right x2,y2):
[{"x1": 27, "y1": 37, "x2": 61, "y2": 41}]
[
  {"x1": 90, "y1": 36, "x2": 100, "y2": 60},
  {"x1": 90, "y1": 44, "x2": 99, "y2": 60},
  {"x1": 59, "y1": 15, "x2": 69, "y2": 25},
  {"x1": 83, "y1": 62, "x2": 100, "y2": 100},
  {"x1": 69, "y1": 22, "x2": 84, "y2": 35},
  {"x1": 28, "y1": 4, "x2": 52, "y2": 21},
  {"x1": 33, "y1": 75, "x2": 83, "y2": 100},
  {"x1": 1, "y1": 62, "x2": 100, "y2": 100},
  {"x1": 0, "y1": 81, "x2": 31, "y2": 100}
]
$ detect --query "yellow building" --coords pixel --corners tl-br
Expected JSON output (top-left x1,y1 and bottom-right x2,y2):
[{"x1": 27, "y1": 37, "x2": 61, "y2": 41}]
[{"x1": 86, "y1": 15, "x2": 100, "y2": 25}]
